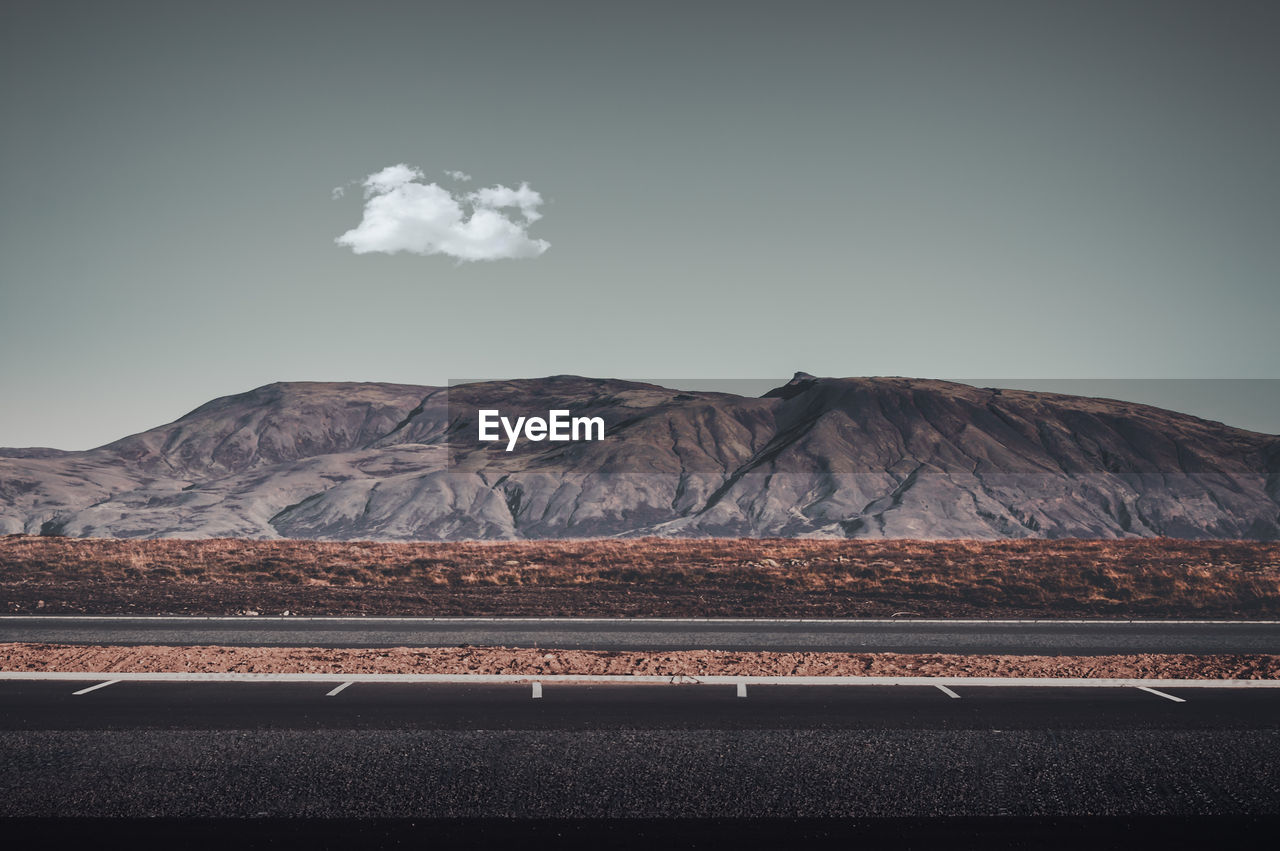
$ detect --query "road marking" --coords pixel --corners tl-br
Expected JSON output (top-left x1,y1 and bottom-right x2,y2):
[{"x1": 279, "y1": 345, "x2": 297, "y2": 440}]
[
  {"x1": 326, "y1": 682, "x2": 353, "y2": 697},
  {"x1": 737, "y1": 682, "x2": 747, "y2": 698},
  {"x1": 935, "y1": 684, "x2": 961, "y2": 699},
  {"x1": 3, "y1": 673, "x2": 1276, "y2": 688},
  {"x1": 1136, "y1": 686, "x2": 1186, "y2": 703},
  {"x1": 532, "y1": 682, "x2": 542, "y2": 699},
  {"x1": 72, "y1": 680, "x2": 119, "y2": 696}
]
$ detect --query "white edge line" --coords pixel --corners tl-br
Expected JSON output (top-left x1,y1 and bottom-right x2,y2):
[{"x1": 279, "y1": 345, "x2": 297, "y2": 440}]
[
  {"x1": 71, "y1": 679, "x2": 119, "y2": 695},
  {"x1": 325, "y1": 681, "x2": 353, "y2": 697},
  {"x1": 1136, "y1": 685, "x2": 1187, "y2": 703},
  {"x1": 5, "y1": 673, "x2": 1278, "y2": 687},
  {"x1": 935, "y1": 684, "x2": 961, "y2": 699}
]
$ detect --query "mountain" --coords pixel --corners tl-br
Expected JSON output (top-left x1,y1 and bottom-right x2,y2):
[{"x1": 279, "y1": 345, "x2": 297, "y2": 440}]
[{"x1": 1, "y1": 375, "x2": 1277, "y2": 540}]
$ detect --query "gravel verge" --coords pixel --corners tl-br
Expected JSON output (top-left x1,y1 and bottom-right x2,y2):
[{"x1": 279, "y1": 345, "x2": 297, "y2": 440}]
[{"x1": 3, "y1": 643, "x2": 1278, "y2": 679}]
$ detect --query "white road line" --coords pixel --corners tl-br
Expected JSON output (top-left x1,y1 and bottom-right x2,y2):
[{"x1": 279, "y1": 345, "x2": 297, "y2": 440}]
[
  {"x1": 737, "y1": 682, "x2": 747, "y2": 698},
  {"x1": 935, "y1": 684, "x2": 961, "y2": 699},
  {"x1": 326, "y1": 682, "x2": 353, "y2": 697},
  {"x1": 3, "y1": 672, "x2": 1276, "y2": 688},
  {"x1": 531, "y1": 682, "x2": 542, "y2": 699},
  {"x1": 71, "y1": 680, "x2": 119, "y2": 696},
  {"x1": 1136, "y1": 686, "x2": 1186, "y2": 703}
]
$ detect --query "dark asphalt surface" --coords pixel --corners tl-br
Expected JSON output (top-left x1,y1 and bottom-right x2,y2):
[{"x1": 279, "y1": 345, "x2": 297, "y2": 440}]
[
  {"x1": 3, "y1": 679, "x2": 1280, "y2": 731},
  {"x1": 6, "y1": 726, "x2": 1278, "y2": 819},
  {"x1": 1, "y1": 680, "x2": 1278, "y2": 823},
  {"x1": 7, "y1": 815, "x2": 1279, "y2": 851},
  {"x1": 5, "y1": 615, "x2": 1280, "y2": 654}
]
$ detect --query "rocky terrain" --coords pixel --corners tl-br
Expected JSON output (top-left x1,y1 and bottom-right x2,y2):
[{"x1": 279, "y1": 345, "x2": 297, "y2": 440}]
[{"x1": 1, "y1": 374, "x2": 1277, "y2": 540}]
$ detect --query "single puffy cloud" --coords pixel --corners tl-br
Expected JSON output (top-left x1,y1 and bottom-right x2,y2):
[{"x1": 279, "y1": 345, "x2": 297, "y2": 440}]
[
  {"x1": 335, "y1": 164, "x2": 548, "y2": 262},
  {"x1": 443, "y1": 169, "x2": 472, "y2": 181}
]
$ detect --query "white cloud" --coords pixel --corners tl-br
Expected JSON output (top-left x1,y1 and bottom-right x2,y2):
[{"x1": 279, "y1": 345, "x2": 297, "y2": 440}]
[
  {"x1": 468, "y1": 183, "x2": 544, "y2": 222},
  {"x1": 443, "y1": 169, "x2": 472, "y2": 182},
  {"x1": 335, "y1": 163, "x2": 549, "y2": 262},
  {"x1": 361, "y1": 163, "x2": 424, "y2": 197},
  {"x1": 330, "y1": 186, "x2": 345, "y2": 200}
]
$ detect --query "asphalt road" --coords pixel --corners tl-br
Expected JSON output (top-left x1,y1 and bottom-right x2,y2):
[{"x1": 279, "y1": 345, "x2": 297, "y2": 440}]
[
  {"x1": 4, "y1": 615, "x2": 1280, "y2": 654},
  {"x1": 1, "y1": 681, "x2": 1278, "y2": 820},
  {"x1": 3, "y1": 678, "x2": 1280, "y2": 731},
  {"x1": 3, "y1": 679, "x2": 1278, "y2": 846}
]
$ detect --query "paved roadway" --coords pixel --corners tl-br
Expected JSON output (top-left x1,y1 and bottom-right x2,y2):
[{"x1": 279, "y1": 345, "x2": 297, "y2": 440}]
[
  {"x1": 1, "y1": 680, "x2": 1278, "y2": 811},
  {"x1": 5, "y1": 621, "x2": 1280, "y2": 846},
  {"x1": 3, "y1": 677, "x2": 1280, "y2": 731},
  {"x1": 4, "y1": 615, "x2": 1280, "y2": 653}
]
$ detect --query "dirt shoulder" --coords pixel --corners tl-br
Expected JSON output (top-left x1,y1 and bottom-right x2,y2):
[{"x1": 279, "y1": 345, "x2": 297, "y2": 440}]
[
  {"x1": 3, "y1": 643, "x2": 1278, "y2": 679},
  {"x1": 3, "y1": 536, "x2": 1279, "y2": 618}
]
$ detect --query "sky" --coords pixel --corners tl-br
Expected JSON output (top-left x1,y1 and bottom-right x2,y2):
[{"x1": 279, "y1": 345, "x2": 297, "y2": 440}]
[{"x1": 1, "y1": 0, "x2": 1277, "y2": 449}]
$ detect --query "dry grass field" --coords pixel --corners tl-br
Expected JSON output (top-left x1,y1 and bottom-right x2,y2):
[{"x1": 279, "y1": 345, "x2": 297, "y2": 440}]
[{"x1": 2, "y1": 535, "x2": 1278, "y2": 617}]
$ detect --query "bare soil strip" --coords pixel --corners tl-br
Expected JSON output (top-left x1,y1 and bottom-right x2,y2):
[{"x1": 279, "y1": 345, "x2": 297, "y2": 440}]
[{"x1": 3, "y1": 643, "x2": 1277, "y2": 679}]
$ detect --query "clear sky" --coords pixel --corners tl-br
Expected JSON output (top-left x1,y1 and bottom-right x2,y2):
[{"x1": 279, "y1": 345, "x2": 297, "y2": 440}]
[{"x1": 2, "y1": 0, "x2": 1277, "y2": 449}]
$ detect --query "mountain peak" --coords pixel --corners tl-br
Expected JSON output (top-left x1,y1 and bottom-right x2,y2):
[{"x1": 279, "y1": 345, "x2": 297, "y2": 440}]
[{"x1": 762, "y1": 371, "x2": 819, "y2": 400}]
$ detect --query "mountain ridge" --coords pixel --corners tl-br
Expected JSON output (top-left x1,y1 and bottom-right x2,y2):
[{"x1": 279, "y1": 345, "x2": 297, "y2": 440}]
[{"x1": 1, "y1": 375, "x2": 1276, "y2": 540}]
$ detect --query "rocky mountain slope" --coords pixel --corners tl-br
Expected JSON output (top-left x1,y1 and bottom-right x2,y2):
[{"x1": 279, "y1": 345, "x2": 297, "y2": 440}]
[{"x1": 1, "y1": 375, "x2": 1277, "y2": 540}]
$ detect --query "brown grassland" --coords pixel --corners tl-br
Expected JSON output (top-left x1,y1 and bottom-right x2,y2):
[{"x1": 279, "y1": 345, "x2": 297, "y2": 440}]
[{"x1": 2, "y1": 535, "x2": 1278, "y2": 618}]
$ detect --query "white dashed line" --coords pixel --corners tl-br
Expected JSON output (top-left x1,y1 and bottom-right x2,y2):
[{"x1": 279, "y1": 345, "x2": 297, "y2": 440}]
[
  {"x1": 72, "y1": 680, "x2": 119, "y2": 696},
  {"x1": 935, "y1": 684, "x2": 961, "y2": 699},
  {"x1": 1136, "y1": 686, "x2": 1186, "y2": 703},
  {"x1": 531, "y1": 682, "x2": 543, "y2": 699},
  {"x1": 737, "y1": 682, "x2": 748, "y2": 698},
  {"x1": 326, "y1": 682, "x2": 353, "y2": 697}
]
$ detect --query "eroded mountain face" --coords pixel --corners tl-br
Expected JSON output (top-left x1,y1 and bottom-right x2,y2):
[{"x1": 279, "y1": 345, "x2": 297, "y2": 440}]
[{"x1": 2, "y1": 375, "x2": 1277, "y2": 540}]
